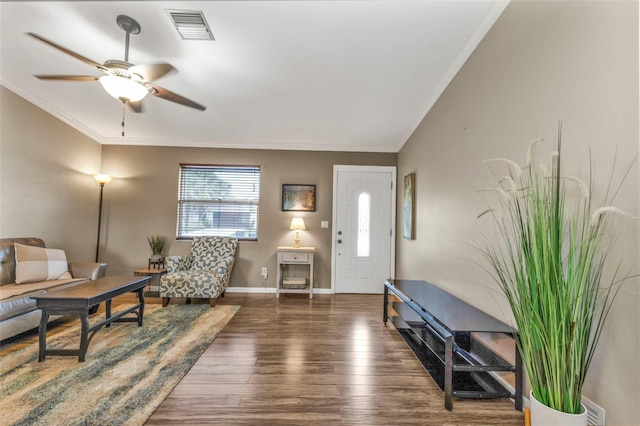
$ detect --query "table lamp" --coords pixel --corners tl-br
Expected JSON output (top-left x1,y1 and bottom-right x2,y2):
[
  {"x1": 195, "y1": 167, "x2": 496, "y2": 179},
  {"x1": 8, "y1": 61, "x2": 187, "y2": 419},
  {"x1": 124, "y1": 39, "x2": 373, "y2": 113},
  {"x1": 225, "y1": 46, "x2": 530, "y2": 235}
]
[{"x1": 290, "y1": 218, "x2": 306, "y2": 248}]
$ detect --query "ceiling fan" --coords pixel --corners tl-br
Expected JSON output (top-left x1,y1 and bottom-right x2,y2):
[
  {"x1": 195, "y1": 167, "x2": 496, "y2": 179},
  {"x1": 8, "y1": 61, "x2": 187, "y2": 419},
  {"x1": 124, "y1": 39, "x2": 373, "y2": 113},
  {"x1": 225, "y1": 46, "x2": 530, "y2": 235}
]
[{"x1": 28, "y1": 15, "x2": 206, "y2": 112}]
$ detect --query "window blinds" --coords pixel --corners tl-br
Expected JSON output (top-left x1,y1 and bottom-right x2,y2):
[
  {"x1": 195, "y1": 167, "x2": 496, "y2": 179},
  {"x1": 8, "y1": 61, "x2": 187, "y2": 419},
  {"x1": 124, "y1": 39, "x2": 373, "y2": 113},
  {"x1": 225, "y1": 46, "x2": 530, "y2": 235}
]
[{"x1": 177, "y1": 165, "x2": 260, "y2": 240}]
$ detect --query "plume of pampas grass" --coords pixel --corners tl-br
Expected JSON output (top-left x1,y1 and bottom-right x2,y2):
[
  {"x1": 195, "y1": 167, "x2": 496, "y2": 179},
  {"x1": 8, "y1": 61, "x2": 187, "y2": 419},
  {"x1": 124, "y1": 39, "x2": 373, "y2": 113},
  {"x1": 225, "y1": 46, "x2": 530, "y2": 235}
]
[{"x1": 482, "y1": 158, "x2": 522, "y2": 180}]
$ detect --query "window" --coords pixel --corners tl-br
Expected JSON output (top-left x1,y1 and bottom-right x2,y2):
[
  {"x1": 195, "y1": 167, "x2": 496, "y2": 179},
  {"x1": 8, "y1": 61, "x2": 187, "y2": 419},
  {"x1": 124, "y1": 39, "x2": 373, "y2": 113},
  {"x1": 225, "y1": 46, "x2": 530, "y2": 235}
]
[
  {"x1": 357, "y1": 192, "x2": 371, "y2": 257},
  {"x1": 177, "y1": 164, "x2": 260, "y2": 241}
]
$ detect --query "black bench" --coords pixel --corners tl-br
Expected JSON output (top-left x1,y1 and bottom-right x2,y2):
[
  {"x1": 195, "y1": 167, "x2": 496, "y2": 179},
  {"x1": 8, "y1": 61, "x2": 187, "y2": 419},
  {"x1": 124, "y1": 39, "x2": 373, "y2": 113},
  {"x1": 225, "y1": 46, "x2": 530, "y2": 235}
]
[{"x1": 383, "y1": 279, "x2": 522, "y2": 411}]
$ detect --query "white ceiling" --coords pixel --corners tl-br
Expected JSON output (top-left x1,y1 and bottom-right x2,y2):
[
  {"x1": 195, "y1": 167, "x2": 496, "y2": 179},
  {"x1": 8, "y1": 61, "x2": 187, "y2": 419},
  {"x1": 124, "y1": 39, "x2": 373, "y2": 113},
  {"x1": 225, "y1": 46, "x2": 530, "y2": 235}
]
[{"x1": 0, "y1": 1, "x2": 508, "y2": 152}]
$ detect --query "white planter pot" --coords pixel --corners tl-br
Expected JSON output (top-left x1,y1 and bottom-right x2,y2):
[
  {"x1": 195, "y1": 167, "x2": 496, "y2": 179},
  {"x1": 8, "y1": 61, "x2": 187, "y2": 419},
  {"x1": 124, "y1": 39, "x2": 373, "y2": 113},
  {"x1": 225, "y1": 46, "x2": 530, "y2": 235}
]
[{"x1": 529, "y1": 390, "x2": 588, "y2": 426}]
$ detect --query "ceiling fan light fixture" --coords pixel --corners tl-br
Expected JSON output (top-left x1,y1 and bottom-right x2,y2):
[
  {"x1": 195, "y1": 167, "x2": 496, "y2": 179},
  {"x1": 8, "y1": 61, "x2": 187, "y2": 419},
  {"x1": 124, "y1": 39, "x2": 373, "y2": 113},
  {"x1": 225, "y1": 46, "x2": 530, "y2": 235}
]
[{"x1": 98, "y1": 75, "x2": 148, "y2": 102}]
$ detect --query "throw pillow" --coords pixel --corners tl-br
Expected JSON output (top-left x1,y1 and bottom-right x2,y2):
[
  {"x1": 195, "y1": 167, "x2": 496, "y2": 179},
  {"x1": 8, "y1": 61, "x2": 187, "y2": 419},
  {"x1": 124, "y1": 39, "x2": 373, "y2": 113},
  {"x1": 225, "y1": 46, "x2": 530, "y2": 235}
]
[{"x1": 14, "y1": 243, "x2": 72, "y2": 284}]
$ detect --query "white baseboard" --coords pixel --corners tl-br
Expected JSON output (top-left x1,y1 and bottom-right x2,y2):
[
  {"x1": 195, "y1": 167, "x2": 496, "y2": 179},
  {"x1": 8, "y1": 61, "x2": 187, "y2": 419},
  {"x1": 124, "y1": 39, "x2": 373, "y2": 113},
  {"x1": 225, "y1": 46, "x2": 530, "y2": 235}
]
[
  {"x1": 226, "y1": 287, "x2": 276, "y2": 293},
  {"x1": 149, "y1": 286, "x2": 333, "y2": 295},
  {"x1": 226, "y1": 287, "x2": 333, "y2": 295},
  {"x1": 486, "y1": 371, "x2": 529, "y2": 409}
]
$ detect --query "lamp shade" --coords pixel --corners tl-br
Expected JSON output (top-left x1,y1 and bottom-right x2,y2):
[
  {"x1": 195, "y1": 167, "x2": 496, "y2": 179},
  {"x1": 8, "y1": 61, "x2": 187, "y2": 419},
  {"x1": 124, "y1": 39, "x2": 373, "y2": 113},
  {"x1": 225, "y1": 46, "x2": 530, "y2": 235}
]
[
  {"x1": 290, "y1": 218, "x2": 306, "y2": 230},
  {"x1": 99, "y1": 75, "x2": 149, "y2": 102},
  {"x1": 93, "y1": 174, "x2": 114, "y2": 185}
]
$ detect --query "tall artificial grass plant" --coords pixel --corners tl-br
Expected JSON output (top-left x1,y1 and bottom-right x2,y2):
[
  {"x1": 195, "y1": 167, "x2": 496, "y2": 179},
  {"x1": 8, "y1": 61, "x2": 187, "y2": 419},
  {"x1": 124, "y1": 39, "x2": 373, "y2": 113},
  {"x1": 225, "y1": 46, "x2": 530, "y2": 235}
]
[{"x1": 476, "y1": 127, "x2": 635, "y2": 414}]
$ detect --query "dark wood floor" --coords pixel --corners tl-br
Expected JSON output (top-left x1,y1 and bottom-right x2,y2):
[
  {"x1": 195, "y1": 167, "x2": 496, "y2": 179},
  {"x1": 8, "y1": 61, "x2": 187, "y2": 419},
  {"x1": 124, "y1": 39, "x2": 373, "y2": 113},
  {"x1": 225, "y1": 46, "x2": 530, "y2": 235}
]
[{"x1": 1, "y1": 293, "x2": 524, "y2": 425}]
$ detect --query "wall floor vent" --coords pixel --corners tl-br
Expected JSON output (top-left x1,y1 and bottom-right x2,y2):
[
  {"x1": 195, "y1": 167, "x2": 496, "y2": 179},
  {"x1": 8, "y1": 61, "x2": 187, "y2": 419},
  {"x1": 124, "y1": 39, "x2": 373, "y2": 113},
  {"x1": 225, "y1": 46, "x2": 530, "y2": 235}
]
[
  {"x1": 166, "y1": 10, "x2": 214, "y2": 41},
  {"x1": 582, "y1": 396, "x2": 605, "y2": 426}
]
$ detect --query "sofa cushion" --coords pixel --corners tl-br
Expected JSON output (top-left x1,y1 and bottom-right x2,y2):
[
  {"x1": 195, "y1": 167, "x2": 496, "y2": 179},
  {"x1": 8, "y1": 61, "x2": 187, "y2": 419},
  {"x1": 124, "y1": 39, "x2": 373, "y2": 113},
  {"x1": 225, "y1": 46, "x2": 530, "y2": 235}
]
[
  {"x1": 0, "y1": 278, "x2": 86, "y2": 321},
  {"x1": 0, "y1": 278, "x2": 85, "y2": 301},
  {"x1": 14, "y1": 243, "x2": 72, "y2": 284},
  {"x1": 0, "y1": 293, "x2": 39, "y2": 322}
]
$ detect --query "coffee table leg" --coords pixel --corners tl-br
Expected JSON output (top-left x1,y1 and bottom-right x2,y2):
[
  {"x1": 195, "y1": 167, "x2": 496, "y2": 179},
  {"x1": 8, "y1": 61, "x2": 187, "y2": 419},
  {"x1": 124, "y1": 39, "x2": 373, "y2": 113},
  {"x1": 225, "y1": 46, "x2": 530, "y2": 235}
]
[
  {"x1": 78, "y1": 311, "x2": 90, "y2": 362},
  {"x1": 105, "y1": 299, "x2": 112, "y2": 328},
  {"x1": 137, "y1": 288, "x2": 145, "y2": 326},
  {"x1": 38, "y1": 310, "x2": 50, "y2": 362}
]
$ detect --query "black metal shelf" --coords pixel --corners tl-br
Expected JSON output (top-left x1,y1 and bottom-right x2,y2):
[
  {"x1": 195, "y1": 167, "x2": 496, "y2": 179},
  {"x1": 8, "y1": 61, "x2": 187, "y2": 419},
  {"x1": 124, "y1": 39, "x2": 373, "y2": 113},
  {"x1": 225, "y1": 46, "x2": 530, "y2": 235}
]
[{"x1": 384, "y1": 279, "x2": 522, "y2": 411}]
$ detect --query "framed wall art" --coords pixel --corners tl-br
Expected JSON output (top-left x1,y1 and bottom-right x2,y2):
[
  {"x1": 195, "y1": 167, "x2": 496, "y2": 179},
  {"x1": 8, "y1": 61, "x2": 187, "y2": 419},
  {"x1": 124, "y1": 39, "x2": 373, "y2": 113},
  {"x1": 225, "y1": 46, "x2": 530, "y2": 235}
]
[
  {"x1": 282, "y1": 184, "x2": 316, "y2": 212},
  {"x1": 403, "y1": 173, "x2": 416, "y2": 240}
]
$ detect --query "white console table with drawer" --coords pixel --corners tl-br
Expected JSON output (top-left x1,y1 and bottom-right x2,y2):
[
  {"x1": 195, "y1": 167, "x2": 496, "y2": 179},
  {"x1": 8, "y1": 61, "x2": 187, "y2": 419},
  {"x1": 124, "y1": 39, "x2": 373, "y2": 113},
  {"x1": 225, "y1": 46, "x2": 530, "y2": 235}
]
[{"x1": 276, "y1": 246, "x2": 315, "y2": 299}]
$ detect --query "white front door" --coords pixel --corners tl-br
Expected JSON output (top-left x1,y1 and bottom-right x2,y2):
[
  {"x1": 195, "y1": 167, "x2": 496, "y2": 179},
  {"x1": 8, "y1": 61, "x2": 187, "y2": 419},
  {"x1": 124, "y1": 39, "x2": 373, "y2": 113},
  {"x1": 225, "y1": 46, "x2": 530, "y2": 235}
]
[{"x1": 332, "y1": 166, "x2": 396, "y2": 294}]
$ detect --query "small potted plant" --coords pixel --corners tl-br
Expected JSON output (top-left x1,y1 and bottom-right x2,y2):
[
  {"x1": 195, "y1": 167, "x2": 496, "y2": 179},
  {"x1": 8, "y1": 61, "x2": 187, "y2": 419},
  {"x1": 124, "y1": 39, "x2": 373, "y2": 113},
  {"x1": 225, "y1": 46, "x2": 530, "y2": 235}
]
[
  {"x1": 475, "y1": 129, "x2": 635, "y2": 425},
  {"x1": 147, "y1": 235, "x2": 165, "y2": 264}
]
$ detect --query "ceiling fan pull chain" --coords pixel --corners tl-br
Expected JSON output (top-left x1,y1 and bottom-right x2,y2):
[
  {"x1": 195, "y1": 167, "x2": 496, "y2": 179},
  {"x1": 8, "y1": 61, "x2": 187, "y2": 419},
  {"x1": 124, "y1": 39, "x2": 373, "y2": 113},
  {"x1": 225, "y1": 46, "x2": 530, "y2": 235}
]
[{"x1": 121, "y1": 103, "x2": 126, "y2": 137}]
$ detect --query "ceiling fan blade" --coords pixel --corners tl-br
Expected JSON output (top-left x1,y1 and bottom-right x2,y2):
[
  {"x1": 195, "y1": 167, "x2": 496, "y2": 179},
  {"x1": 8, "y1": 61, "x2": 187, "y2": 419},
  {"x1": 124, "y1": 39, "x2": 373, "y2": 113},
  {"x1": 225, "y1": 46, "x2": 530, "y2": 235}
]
[
  {"x1": 27, "y1": 32, "x2": 105, "y2": 70},
  {"x1": 34, "y1": 75, "x2": 98, "y2": 81},
  {"x1": 129, "y1": 63, "x2": 174, "y2": 82},
  {"x1": 127, "y1": 101, "x2": 143, "y2": 113},
  {"x1": 150, "y1": 85, "x2": 207, "y2": 111}
]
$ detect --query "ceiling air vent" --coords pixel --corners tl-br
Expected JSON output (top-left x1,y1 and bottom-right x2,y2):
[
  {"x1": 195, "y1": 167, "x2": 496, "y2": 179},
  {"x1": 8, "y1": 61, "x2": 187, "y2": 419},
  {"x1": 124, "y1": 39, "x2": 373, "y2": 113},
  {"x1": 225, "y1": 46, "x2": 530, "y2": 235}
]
[{"x1": 166, "y1": 10, "x2": 214, "y2": 41}]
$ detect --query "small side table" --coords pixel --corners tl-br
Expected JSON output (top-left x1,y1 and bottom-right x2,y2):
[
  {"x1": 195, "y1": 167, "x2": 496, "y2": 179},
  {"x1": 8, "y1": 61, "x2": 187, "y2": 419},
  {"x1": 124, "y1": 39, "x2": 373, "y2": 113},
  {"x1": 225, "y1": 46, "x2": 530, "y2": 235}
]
[
  {"x1": 276, "y1": 246, "x2": 315, "y2": 299},
  {"x1": 133, "y1": 267, "x2": 167, "y2": 296}
]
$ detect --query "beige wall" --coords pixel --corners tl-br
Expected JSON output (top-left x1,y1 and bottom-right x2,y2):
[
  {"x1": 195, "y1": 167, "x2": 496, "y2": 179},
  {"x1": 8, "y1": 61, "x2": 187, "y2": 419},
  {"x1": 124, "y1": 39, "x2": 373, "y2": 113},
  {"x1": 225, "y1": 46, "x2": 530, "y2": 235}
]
[
  {"x1": 100, "y1": 145, "x2": 395, "y2": 289},
  {"x1": 3, "y1": 1, "x2": 638, "y2": 419},
  {"x1": 0, "y1": 86, "x2": 102, "y2": 261},
  {"x1": 396, "y1": 0, "x2": 639, "y2": 422}
]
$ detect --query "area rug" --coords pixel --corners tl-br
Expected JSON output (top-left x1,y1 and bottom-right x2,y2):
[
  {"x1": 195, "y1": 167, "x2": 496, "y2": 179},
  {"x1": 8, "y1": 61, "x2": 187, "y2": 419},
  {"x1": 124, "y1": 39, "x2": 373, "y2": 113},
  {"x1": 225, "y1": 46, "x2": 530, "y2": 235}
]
[{"x1": 0, "y1": 303, "x2": 239, "y2": 426}]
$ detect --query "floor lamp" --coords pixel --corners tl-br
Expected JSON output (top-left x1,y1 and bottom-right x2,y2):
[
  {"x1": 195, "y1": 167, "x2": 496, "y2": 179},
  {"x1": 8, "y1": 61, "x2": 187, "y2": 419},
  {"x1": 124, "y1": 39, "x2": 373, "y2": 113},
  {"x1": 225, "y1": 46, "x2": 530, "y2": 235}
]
[{"x1": 93, "y1": 174, "x2": 114, "y2": 262}]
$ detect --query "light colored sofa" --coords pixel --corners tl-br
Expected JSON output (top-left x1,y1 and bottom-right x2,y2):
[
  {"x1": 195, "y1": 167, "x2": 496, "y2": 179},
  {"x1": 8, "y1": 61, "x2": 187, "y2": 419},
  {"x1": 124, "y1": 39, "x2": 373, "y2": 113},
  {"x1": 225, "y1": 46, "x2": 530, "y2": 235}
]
[{"x1": 0, "y1": 237, "x2": 106, "y2": 340}]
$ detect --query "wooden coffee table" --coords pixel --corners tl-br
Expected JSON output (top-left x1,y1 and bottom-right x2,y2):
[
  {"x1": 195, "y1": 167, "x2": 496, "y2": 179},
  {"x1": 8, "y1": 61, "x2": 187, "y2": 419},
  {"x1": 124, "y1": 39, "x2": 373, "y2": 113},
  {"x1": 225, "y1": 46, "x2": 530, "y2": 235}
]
[{"x1": 31, "y1": 275, "x2": 150, "y2": 362}]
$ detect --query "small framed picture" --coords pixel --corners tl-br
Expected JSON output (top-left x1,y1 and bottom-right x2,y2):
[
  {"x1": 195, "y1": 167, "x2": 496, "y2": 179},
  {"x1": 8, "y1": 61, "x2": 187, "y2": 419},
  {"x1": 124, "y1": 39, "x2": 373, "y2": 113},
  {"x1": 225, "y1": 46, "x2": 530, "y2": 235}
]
[
  {"x1": 403, "y1": 173, "x2": 416, "y2": 240},
  {"x1": 282, "y1": 184, "x2": 316, "y2": 211}
]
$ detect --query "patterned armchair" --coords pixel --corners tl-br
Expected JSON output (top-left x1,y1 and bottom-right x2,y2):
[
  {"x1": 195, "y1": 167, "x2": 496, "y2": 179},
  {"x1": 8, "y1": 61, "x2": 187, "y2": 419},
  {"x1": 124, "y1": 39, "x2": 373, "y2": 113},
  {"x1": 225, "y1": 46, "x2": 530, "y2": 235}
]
[{"x1": 160, "y1": 236, "x2": 238, "y2": 307}]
